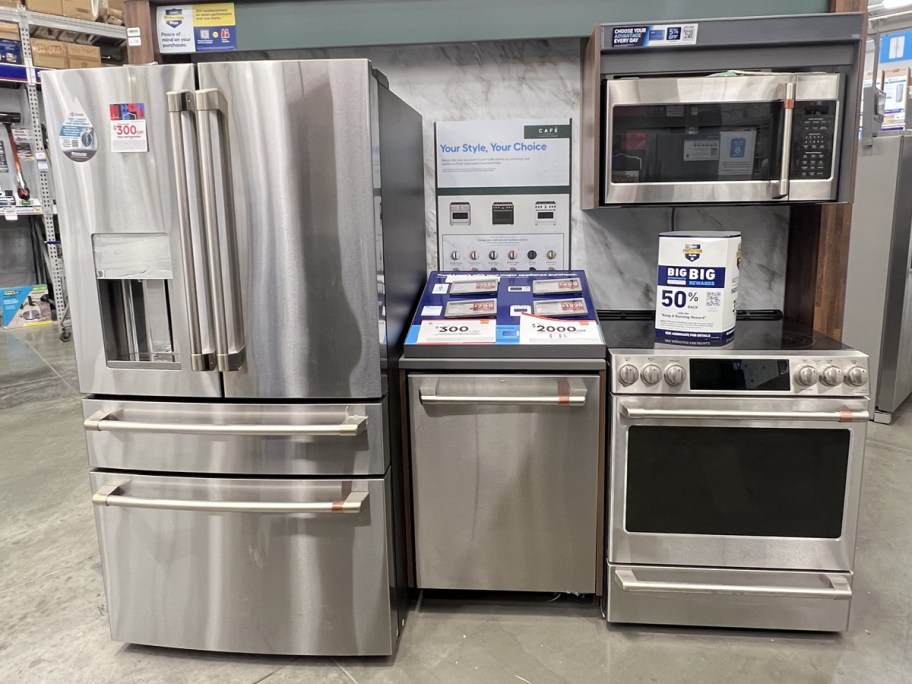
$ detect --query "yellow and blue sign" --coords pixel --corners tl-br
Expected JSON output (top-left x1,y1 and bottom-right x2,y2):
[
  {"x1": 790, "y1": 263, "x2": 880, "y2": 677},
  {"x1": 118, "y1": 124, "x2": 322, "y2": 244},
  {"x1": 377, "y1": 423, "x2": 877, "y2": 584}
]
[{"x1": 157, "y1": 3, "x2": 236, "y2": 54}]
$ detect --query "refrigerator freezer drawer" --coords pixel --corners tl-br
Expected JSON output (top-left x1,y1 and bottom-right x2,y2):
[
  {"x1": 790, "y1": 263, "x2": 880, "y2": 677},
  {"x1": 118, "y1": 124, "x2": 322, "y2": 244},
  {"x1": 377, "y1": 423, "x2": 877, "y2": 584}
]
[
  {"x1": 90, "y1": 471, "x2": 398, "y2": 655},
  {"x1": 83, "y1": 398, "x2": 389, "y2": 476},
  {"x1": 606, "y1": 563, "x2": 853, "y2": 632},
  {"x1": 409, "y1": 373, "x2": 602, "y2": 593}
]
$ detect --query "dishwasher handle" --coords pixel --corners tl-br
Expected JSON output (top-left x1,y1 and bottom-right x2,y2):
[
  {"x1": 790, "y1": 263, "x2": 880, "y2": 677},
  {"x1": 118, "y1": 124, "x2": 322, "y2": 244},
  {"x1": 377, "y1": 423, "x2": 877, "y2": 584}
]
[
  {"x1": 84, "y1": 410, "x2": 367, "y2": 436},
  {"x1": 92, "y1": 483, "x2": 368, "y2": 514},
  {"x1": 614, "y1": 568, "x2": 852, "y2": 600},
  {"x1": 419, "y1": 378, "x2": 587, "y2": 407}
]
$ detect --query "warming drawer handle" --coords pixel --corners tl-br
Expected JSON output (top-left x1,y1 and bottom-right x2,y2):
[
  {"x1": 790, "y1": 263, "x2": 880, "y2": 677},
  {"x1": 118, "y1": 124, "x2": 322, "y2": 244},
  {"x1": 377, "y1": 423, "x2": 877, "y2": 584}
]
[
  {"x1": 83, "y1": 410, "x2": 368, "y2": 436},
  {"x1": 614, "y1": 568, "x2": 851, "y2": 600},
  {"x1": 620, "y1": 406, "x2": 869, "y2": 422},
  {"x1": 92, "y1": 484, "x2": 369, "y2": 514}
]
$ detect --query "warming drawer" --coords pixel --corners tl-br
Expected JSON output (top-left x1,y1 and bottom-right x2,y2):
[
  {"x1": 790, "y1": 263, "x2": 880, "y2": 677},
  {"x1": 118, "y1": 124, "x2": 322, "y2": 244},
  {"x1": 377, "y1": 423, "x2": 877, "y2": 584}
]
[
  {"x1": 408, "y1": 373, "x2": 602, "y2": 593},
  {"x1": 83, "y1": 398, "x2": 388, "y2": 476},
  {"x1": 90, "y1": 471, "x2": 398, "y2": 655}
]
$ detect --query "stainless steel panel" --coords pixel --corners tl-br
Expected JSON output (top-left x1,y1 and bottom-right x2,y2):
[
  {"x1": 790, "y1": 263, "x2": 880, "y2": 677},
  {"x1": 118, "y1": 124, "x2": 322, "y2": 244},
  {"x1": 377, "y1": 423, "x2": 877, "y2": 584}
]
[
  {"x1": 83, "y1": 398, "x2": 389, "y2": 476},
  {"x1": 606, "y1": 564, "x2": 852, "y2": 632},
  {"x1": 409, "y1": 373, "x2": 601, "y2": 593},
  {"x1": 610, "y1": 394, "x2": 867, "y2": 571},
  {"x1": 90, "y1": 471, "x2": 397, "y2": 655},
  {"x1": 196, "y1": 60, "x2": 384, "y2": 400},
  {"x1": 603, "y1": 73, "x2": 842, "y2": 204},
  {"x1": 42, "y1": 66, "x2": 221, "y2": 398}
]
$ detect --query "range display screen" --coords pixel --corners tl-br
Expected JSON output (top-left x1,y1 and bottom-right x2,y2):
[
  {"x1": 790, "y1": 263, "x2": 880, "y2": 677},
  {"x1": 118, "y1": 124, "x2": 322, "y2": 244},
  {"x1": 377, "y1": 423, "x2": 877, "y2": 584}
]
[{"x1": 689, "y1": 359, "x2": 791, "y2": 391}]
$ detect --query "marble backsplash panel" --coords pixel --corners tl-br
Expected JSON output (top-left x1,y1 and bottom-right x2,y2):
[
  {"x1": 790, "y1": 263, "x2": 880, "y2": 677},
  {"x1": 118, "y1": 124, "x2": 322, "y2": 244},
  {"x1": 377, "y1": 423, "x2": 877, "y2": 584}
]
[{"x1": 218, "y1": 39, "x2": 789, "y2": 311}]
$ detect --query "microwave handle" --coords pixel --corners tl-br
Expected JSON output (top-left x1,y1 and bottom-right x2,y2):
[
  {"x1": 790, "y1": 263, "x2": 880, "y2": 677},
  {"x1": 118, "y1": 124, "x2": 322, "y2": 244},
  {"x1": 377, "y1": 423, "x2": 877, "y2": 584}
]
[{"x1": 772, "y1": 80, "x2": 796, "y2": 199}]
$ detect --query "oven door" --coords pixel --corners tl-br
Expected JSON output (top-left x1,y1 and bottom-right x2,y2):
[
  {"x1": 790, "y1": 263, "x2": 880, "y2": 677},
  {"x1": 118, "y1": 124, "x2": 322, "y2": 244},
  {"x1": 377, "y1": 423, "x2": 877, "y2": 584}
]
[
  {"x1": 603, "y1": 73, "x2": 842, "y2": 204},
  {"x1": 610, "y1": 395, "x2": 867, "y2": 572}
]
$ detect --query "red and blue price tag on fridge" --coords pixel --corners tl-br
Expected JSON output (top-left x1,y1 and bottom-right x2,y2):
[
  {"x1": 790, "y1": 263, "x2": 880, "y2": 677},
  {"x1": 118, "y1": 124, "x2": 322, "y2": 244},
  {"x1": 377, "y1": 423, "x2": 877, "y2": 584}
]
[{"x1": 109, "y1": 102, "x2": 148, "y2": 153}]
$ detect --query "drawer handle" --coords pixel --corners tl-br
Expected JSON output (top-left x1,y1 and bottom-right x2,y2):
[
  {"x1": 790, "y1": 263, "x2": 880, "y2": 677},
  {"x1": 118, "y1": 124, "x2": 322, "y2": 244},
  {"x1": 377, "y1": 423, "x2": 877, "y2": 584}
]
[
  {"x1": 620, "y1": 406, "x2": 868, "y2": 422},
  {"x1": 614, "y1": 568, "x2": 852, "y2": 600},
  {"x1": 92, "y1": 484, "x2": 369, "y2": 514},
  {"x1": 83, "y1": 411, "x2": 367, "y2": 436}
]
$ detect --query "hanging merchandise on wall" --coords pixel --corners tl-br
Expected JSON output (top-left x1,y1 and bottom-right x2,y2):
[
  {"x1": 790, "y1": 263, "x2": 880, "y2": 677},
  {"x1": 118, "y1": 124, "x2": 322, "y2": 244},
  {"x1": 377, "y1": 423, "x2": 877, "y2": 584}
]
[
  {"x1": 882, "y1": 67, "x2": 909, "y2": 130},
  {"x1": 655, "y1": 231, "x2": 741, "y2": 346},
  {"x1": 435, "y1": 119, "x2": 571, "y2": 272}
]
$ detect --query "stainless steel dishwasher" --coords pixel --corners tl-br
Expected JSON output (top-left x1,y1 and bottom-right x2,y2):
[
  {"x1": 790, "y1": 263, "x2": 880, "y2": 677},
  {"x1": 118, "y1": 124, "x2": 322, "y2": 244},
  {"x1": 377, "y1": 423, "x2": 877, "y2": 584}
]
[
  {"x1": 409, "y1": 373, "x2": 601, "y2": 592},
  {"x1": 401, "y1": 271, "x2": 606, "y2": 594}
]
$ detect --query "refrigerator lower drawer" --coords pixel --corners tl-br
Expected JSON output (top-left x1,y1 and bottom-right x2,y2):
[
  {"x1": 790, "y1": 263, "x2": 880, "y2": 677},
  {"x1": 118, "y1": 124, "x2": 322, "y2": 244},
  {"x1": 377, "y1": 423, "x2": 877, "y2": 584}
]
[
  {"x1": 90, "y1": 471, "x2": 398, "y2": 656},
  {"x1": 83, "y1": 398, "x2": 389, "y2": 476},
  {"x1": 605, "y1": 563, "x2": 853, "y2": 632}
]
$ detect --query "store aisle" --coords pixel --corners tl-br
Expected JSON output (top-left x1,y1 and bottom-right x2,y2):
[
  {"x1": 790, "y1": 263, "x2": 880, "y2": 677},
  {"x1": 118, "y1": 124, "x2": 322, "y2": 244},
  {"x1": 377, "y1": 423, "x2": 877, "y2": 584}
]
[{"x1": 1, "y1": 325, "x2": 911, "y2": 684}]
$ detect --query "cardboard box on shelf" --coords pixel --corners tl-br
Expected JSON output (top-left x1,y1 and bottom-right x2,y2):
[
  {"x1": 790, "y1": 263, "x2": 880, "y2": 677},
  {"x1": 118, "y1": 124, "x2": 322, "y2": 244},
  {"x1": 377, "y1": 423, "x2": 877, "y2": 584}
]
[
  {"x1": 30, "y1": 37, "x2": 67, "y2": 68},
  {"x1": 99, "y1": 0, "x2": 122, "y2": 25},
  {"x1": 0, "y1": 0, "x2": 21, "y2": 8},
  {"x1": 66, "y1": 41, "x2": 99, "y2": 67},
  {"x1": 62, "y1": 0, "x2": 98, "y2": 22},
  {"x1": 0, "y1": 21, "x2": 22, "y2": 65},
  {"x1": 24, "y1": 0, "x2": 63, "y2": 15}
]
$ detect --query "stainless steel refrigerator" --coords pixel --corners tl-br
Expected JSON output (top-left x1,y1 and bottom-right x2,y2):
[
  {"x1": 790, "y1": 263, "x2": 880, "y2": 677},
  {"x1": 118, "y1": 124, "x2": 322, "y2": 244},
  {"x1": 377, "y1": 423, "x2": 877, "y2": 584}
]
[
  {"x1": 42, "y1": 61, "x2": 425, "y2": 655},
  {"x1": 844, "y1": 131, "x2": 912, "y2": 423}
]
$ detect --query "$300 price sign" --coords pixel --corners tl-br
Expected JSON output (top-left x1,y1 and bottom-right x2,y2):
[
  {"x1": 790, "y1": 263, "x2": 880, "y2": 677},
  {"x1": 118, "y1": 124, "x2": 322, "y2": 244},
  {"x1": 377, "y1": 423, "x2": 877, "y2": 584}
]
[
  {"x1": 417, "y1": 319, "x2": 496, "y2": 344},
  {"x1": 109, "y1": 119, "x2": 148, "y2": 153}
]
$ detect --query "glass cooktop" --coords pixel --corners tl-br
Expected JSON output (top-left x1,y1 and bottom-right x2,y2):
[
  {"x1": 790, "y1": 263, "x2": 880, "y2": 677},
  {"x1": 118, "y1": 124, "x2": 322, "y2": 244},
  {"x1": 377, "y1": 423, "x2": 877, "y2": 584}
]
[{"x1": 597, "y1": 310, "x2": 849, "y2": 353}]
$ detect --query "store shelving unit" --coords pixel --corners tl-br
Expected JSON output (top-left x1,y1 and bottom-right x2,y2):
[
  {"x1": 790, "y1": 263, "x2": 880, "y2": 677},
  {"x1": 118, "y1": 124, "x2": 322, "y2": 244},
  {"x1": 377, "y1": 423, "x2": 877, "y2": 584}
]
[{"x1": 0, "y1": 4, "x2": 125, "y2": 339}]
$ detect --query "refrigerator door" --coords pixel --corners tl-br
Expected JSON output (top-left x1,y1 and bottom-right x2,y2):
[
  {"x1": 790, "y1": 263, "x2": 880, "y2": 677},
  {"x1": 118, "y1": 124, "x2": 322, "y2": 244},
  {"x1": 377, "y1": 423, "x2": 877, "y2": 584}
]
[
  {"x1": 42, "y1": 66, "x2": 221, "y2": 398},
  {"x1": 90, "y1": 471, "x2": 398, "y2": 655},
  {"x1": 83, "y1": 397, "x2": 390, "y2": 476},
  {"x1": 195, "y1": 60, "x2": 384, "y2": 400}
]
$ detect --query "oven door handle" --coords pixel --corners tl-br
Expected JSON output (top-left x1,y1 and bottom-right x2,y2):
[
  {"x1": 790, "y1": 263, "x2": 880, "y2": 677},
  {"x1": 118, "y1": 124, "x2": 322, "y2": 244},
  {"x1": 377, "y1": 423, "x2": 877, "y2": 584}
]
[
  {"x1": 620, "y1": 405, "x2": 868, "y2": 422},
  {"x1": 92, "y1": 483, "x2": 368, "y2": 514},
  {"x1": 614, "y1": 568, "x2": 852, "y2": 600}
]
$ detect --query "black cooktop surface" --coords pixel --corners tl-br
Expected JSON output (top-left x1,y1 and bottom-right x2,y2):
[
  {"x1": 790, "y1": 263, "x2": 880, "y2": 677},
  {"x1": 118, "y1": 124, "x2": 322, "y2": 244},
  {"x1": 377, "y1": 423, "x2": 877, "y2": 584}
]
[{"x1": 597, "y1": 310, "x2": 849, "y2": 353}]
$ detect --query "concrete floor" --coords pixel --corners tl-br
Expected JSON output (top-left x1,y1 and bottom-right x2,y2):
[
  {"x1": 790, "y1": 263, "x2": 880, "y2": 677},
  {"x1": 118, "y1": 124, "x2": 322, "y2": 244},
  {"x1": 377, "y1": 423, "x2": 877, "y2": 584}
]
[{"x1": 1, "y1": 324, "x2": 911, "y2": 684}]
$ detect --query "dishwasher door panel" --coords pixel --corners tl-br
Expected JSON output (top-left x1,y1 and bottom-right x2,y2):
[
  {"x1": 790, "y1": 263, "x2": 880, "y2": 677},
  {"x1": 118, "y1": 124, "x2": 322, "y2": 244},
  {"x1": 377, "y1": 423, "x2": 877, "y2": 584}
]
[
  {"x1": 83, "y1": 398, "x2": 388, "y2": 476},
  {"x1": 408, "y1": 373, "x2": 601, "y2": 593},
  {"x1": 90, "y1": 472, "x2": 397, "y2": 655}
]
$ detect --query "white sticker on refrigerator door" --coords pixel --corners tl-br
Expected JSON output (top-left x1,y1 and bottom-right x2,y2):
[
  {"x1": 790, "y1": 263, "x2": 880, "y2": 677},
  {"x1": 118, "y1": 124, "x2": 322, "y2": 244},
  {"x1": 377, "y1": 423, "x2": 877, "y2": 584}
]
[
  {"x1": 58, "y1": 99, "x2": 97, "y2": 163},
  {"x1": 109, "y1": 102, "x2": 148, "y2": 153}
]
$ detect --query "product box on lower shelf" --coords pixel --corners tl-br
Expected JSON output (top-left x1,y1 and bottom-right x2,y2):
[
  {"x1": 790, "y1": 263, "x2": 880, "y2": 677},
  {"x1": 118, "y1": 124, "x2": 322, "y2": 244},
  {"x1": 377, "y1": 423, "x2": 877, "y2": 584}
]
[
  {"x1": 2, "y1": 284, "x2": 53, "y2": 329},
  {"x1": 66, "y1": 42, "x2": 99, "y2": 67},
  {"x1": 0, "y1": 21, "x2": 22, "y2": 65},
  {"x1": 31, "y1": 37, "x2": 67, "y2": 68}
]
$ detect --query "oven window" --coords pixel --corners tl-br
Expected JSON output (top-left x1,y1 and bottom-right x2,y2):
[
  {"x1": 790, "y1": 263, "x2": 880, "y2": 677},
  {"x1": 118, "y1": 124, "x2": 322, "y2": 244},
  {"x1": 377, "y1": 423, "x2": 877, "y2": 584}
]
[
  {"x1": 625, "y1": 426, "x2": 849, "y2": 538},
  {"x1": 610, "y1": 102, "x2": 785, "y2": 184}
]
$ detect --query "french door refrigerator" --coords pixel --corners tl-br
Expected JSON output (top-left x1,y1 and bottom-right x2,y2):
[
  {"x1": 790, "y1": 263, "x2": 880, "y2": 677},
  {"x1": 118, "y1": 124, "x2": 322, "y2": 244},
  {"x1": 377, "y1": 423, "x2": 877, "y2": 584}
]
[{"x1": 42, "y1": 61, "x2": 425, "y2": 656}]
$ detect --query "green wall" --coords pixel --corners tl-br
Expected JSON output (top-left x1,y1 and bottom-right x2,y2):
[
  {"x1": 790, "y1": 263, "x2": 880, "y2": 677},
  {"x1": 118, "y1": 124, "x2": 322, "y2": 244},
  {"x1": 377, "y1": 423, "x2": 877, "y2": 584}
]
[{"x1": 234, "y1": 0, "x2": 832, "y2": 51}]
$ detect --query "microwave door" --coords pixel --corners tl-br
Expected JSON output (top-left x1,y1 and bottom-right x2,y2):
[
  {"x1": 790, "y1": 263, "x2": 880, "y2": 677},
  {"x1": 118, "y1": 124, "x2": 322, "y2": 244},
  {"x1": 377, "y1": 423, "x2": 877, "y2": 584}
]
[
  {"x1": 42, "y1": 66, "x2": 222, "y2": 399},
  {"x1": 196, "y1": 61, "x2": 382, "y2": 401},
  {"x1": 604, "y1": 74, "x2": 796, "y2": 204}
]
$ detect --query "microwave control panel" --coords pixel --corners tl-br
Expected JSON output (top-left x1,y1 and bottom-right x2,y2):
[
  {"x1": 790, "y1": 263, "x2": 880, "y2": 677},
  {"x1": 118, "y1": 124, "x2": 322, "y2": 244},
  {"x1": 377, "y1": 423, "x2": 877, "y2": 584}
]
[
  {"x1": 437, "y1": 195, "x2": 570, "y2": 271},
  {"x1": 791, "y1": 100, "x2": 837, "y2": 180}
]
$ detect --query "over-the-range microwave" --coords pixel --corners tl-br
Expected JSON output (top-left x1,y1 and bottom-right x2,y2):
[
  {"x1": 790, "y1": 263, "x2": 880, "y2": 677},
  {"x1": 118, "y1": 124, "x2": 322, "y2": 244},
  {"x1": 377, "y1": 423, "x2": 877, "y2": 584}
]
[{"x1": 601, "y1": 72, "x2": 843, "y2": 204}]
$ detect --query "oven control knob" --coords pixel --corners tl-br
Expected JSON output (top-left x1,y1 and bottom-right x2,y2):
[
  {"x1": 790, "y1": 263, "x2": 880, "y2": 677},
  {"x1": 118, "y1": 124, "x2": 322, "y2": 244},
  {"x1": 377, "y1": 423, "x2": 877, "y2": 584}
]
[
  {"x1": 664, "y1": 364, "x2": 686, "y2": 386},
  {"x1": 489, "y1": 250, "x2": 498, "y2": 260},
  {"x1": 508, "y1": 250, "x2": 518, "y2": 260},
  {"x1": 795, "y1": 365, "x2": 819, "y2": 387},
  {"x1": 641, "y1": 364, "x2": 661, "y2": 386},
  {"x1": 820, "y1": 365, "x2": 844, "y2": 387},
  {"x1": 469, "y1": 251, "x2": 479, "y2": 261},
  {"x1": 845, "y1": 366, "x2": 868, "y2": 387},
  {"x1": 618, "y1": 364, "x2": 639, "y2": 386}
]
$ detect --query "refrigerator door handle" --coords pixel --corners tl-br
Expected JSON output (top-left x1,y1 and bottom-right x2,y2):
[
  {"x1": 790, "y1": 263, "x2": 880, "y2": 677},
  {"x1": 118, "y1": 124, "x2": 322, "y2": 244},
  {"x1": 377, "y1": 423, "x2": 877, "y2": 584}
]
[
  {"x1": 83, "y1": 410, "x2": 368, "y2": 436},
  {"x1": 92, "y1": 483, "x2": 369, "y2": 514},
  {"x1": 192, "y1": 88, "x2": 245, "y2": 372},
  {"x1": 167, "y1": 91, "x2": 215, "y2": 372}
]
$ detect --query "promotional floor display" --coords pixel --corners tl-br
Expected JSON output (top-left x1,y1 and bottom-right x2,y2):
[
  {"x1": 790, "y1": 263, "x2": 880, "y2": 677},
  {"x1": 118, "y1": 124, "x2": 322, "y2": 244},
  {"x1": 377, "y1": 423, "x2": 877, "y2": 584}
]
[
  {"x1": 405, "y1": 270, "x2": 603, "y2": 358},
  {"x1": 435, "y1": 119, "x2": 571, "y2": 272}
]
